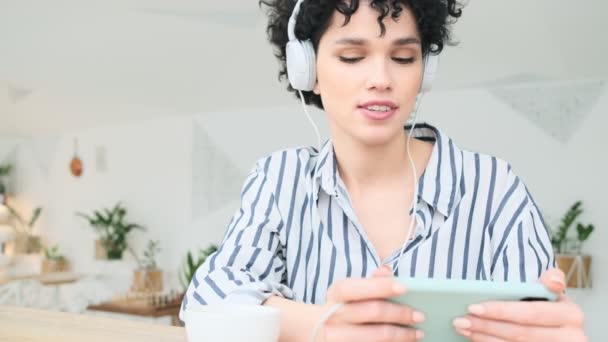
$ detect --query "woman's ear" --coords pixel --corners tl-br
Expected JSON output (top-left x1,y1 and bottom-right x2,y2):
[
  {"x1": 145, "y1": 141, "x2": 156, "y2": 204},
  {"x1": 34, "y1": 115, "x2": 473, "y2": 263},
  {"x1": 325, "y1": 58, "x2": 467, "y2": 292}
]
[{"x1": 313, "y1": 81, "x2": 320, "y2": 95}]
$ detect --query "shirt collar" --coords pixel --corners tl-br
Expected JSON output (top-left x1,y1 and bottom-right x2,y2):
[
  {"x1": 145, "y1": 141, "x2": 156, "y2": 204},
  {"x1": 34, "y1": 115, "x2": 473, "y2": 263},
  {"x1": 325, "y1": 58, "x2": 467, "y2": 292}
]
[
  {"x1": 314, "y1": 139, "x2": 339, "y2": 197},
  {"x1": 412, "y1": 123, "x2": 463, "y2": 218},
  {"x1": 313, "y1": 123, "x2": 463, "y2": 218}
]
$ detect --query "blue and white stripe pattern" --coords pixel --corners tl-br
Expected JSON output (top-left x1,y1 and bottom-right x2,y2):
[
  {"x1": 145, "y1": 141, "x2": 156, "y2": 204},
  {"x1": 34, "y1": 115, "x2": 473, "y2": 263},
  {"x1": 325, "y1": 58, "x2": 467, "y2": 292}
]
[{"x1": 180, "y1": 123, "x2": 554, "y2": 319}]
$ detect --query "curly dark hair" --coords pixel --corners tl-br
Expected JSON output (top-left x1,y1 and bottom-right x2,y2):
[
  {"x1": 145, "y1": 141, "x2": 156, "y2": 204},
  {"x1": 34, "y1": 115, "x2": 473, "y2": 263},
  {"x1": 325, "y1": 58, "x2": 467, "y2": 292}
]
[{"x1": 259, "y1": 0, "x2": 463, "y2": 109}]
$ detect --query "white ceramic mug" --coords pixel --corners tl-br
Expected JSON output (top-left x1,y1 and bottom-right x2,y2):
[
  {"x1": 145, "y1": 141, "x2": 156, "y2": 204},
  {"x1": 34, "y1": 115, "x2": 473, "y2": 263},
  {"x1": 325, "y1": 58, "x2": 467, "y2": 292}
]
[{"x1": 185, "y1": 304, "x2": 281, "y2": 342}]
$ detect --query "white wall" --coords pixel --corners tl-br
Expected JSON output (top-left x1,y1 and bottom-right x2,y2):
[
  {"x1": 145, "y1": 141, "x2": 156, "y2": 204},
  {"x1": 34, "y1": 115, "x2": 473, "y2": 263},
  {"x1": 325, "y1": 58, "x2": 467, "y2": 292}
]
[{"x1": 3, "y1": 84, "x2": 606, "y2": 338}]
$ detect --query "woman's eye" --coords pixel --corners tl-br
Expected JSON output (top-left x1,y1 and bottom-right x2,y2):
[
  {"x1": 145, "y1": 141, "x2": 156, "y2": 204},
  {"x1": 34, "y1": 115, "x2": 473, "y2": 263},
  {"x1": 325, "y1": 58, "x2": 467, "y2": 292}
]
[
  {"x1": 393, "y1": 57, "x2": 415, "y2": 64},
  {"x1": 339, "y1": 56, "x2": 363, "y2": 64}
]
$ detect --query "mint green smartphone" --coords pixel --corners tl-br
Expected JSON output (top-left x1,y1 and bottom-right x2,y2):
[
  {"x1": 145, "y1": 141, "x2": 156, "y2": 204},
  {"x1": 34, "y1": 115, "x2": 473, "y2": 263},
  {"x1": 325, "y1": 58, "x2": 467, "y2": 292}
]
[{"x1": 387, "y1": 278, "x2": 557, "y2": 341}]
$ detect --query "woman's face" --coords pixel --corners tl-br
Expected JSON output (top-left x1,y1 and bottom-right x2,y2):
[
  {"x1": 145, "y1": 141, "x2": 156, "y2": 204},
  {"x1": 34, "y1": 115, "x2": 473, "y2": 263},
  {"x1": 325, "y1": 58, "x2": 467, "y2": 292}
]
[{"x1": 313, "y1": 2, "x2": 424, "y2": 147}]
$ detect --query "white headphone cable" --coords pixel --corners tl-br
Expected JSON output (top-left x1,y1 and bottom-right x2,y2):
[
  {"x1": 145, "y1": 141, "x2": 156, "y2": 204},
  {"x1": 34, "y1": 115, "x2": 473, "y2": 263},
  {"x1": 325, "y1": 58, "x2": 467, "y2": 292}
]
[
  {"x1": 392, "y1": 92, "x2": 425, "y2": 273},
  {"x1": 299, "y1": 90, "x2": 323, "y2": 151}
]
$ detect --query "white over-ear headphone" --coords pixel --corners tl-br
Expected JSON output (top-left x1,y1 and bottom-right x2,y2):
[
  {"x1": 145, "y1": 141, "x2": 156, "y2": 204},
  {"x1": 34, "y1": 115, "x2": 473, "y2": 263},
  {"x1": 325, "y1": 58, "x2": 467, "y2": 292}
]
[{"x1": 286, "y1": 0, "x2": 439, "y2": 93}]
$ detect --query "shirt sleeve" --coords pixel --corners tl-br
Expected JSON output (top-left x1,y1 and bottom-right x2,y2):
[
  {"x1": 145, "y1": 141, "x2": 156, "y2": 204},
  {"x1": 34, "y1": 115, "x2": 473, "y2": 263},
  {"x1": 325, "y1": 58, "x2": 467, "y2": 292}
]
[
  {"x1": 179, "y1": 157, "x2": 294, "y2": 321},
  {"x1": 488, "y1": 166, "x2": 555, "y2": 282}
]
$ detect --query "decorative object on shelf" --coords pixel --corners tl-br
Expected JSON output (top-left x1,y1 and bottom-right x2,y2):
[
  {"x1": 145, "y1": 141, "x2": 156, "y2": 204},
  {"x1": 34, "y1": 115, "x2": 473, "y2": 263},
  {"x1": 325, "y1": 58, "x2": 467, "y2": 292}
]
[
  {"x1": 130, "y1": 239, "x2": 163, "y2": 292},
  {"x1": 551, "y1": 201, "x2": 594, "y2": 288},
  {"x1": 179, "y1": 244, "x2": 218, "y2": 291},
  {"x1": 69, "y1": 138, "x2": 83, "y2": 177},
  {"x1": 76, "y1": 202, "x2": 145, "y2": 260},
  {"x1": 4, "y1": 204, "x2": 43, "y2": 254},
  {"x1": 41, "y1": 244, "x2": 69, "y2": 273}
]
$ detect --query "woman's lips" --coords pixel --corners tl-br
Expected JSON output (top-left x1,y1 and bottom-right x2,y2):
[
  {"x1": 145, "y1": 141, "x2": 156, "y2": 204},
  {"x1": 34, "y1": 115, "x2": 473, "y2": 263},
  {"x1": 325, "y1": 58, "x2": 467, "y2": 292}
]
[
  {"x1": 358, "y1": 107, "x2": 397, "y2": 121},
  {"x1": 357, "y1": 100, "x2": 398, "y2": 121}
]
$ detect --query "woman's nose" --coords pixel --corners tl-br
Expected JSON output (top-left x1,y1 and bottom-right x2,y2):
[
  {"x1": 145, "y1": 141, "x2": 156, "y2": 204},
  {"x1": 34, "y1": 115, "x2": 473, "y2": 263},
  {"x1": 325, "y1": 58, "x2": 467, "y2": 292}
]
[{"x1": 365, "y1": 58, "x2": 392, "y2": 91}]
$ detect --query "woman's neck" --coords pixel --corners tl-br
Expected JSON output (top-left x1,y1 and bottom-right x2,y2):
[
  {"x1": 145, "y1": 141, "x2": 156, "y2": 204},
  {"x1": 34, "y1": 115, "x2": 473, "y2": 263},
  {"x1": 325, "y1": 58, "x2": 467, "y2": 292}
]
[{"x1": 332, "y1": 130, "x2": 415, "y2": 194}]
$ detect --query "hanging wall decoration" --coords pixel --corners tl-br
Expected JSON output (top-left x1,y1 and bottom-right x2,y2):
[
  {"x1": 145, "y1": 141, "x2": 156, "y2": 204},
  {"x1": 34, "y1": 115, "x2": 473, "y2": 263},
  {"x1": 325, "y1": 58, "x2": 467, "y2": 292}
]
[
  {"x1": 70, "y1": 138, "x2": 83, "y2": 177},
  {"x1": 489, "y1": 79, "x2": 605, "y2": 143},
  {"x1": 191, "y1": 120, "x2": 245, "y2": 220}
]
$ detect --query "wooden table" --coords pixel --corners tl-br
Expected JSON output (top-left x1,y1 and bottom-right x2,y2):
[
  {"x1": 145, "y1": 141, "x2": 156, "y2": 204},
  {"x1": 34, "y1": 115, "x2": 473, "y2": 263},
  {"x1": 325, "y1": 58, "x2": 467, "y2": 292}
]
[{"x1": 0, "y1": 306, "x2": 187, "y2": 342}]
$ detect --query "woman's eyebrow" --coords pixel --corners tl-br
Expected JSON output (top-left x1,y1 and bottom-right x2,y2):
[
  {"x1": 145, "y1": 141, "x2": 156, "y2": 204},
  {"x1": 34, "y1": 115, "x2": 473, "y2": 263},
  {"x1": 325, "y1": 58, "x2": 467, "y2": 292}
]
[
  {"x1": 393, "y1": 37, "x2": 420, "y2": 46},
  {"x1": 334, "y1": 37, "x2": 367, "y2": 46},
  {"x1": 333, "y1": 36, "x2": 420, "y2": 46}
]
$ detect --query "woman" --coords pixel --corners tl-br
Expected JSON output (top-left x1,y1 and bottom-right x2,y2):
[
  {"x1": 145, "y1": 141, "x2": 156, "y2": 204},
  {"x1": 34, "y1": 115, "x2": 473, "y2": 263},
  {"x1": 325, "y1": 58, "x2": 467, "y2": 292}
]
[{"x1": 181, "y1": 0, "x2": 586, "y2": 341}]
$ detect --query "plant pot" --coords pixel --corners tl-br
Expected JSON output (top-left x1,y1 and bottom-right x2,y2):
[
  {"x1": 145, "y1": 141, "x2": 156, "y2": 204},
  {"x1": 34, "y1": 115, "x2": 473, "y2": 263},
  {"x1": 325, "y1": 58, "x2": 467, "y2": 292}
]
[
  {"x1": 106, "y1": 249, "x2": 124, "y2": 260},
  {"x1": 94, "y1": 239, "x2": 106, "y2": 260},
  {"x1": 95, "y1": 239, "x2": 124, "y2": 260},
  {"x1": 556, "y1": 254, "x2": 592, "y2": 288},
  {"x1": 15, "y1": 234, "x2": 42, "y2": 254},
  {"x1": 132, "y1": 268, "x2": 163, "y2": 292},
  {"x1": 42, "y1": 258, "x2": 69, "y2": 273}
]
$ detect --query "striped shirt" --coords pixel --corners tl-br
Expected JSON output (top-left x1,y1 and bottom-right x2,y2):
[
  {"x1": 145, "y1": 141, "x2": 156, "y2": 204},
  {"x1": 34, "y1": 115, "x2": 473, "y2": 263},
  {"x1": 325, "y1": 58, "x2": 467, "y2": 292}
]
[{"x1": 180, "y1": 123, "x2": 554, "y2": 318}]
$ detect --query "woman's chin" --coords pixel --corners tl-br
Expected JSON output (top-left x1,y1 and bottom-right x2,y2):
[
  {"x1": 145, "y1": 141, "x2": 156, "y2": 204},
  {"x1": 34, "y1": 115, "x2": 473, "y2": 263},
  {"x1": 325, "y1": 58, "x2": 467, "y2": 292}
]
[{"x1": 353, "y1": 125, "x2": 405, "y2": 147}]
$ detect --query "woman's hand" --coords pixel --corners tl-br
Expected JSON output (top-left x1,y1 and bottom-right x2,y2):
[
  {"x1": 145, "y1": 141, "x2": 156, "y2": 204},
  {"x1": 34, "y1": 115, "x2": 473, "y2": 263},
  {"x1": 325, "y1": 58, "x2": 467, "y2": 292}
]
[
  {"x1": 452, "y1": 268, "x2": 587, "y2": 342},
  {"x1": 318, "y1": 265, "x2": 425, "y2": 342}
]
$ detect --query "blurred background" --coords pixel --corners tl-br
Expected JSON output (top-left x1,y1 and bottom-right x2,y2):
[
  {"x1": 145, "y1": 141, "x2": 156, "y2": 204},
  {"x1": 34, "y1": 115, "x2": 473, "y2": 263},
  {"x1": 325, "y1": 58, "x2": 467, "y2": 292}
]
[{"x1": 0, "y1": 0, "x2": 606, "y2": 338}]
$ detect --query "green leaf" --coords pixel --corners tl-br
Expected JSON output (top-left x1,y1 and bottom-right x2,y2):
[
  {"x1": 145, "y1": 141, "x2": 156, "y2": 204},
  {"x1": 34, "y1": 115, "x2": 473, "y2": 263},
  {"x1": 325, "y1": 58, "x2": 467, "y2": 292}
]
[
  {"x1": 6, "y1": 204, "x2": 27, "y2": 226},
  {"x1": 0, "y1": 164, "x2": 12, "y2": 176},
  {"x1": 576, "y1": 223, "x2": 594, "y2": 242},
  {"x1": 180, "y1": 266, "x2": 189, "y2": 289},
  {"x1": 553, "y1": 201, "x2": 584, "y2": 252},
  {"x1": 28, "y1": 207, "x2": 43, "y2": 227},
  {"x1": 75, "y1": 212, "x2": 92, "y2": 222},
  {"x1": 124, "y1": 223, "x2": 145, "y2": 232},
  {"x1": 187, "y1": 252, "x2": 195, "y2": 271}
]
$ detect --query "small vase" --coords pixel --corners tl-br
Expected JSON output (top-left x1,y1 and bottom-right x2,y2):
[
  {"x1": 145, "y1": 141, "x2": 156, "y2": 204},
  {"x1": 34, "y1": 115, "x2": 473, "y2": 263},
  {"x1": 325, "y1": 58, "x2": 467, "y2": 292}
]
[
  {"x1": 42, "y1": 258, "x2": 69, "y2": 273},
  {"x1": 556, "y1": 254, "x2": 592, "y2": 288},
  {"x1": 132, "y1": 268, "x2": 164, "y2": 292},
  {"x1": 15, "y1": 234, "x2": 42, "y2": 254},
  {"x1": 95, "y1": 239, "x2": 124, "y2": 260},
  {"x1": 94, "y1": 239, "x2": 107, "y2": 260}
]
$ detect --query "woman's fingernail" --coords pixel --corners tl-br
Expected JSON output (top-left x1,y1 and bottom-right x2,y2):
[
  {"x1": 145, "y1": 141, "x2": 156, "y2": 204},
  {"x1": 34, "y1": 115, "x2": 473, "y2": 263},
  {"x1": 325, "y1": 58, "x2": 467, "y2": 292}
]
[
  {"x1": 415, "y1": 330, "x2": 425, "y2": 340},
  {"x1": 452, "y1": 317, "x2": 472, "y2": 329},
  {"x1": 455, "y1": 328, "x2": 471, "y2": 337},
  {"x1": 412, "y1": 311, "x2": 426, "y2": 323},
  {"x1": 393, "y1": 283, "x2": 407, "y2": 293},
  {"x1": 468, "y1": 304, "x2": 485, "y2": 315},
  {"x1": 550, "y1": 275, "x2": 566, "y2": 287}
]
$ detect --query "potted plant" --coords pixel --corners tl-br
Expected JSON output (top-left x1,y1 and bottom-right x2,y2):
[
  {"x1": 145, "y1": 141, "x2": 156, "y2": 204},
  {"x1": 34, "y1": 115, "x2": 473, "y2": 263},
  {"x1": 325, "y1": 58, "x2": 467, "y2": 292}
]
[
  {"x1": 5, "y1": 204, "x2": 43, "y2": 254},
  {"x1": 42, "y1": 244, "x2": 69, "y2": 273},
  {"x1": 551, "y1": 201, "x2": 594, "y2": 288},
  {"x1": 77, "y1": 202, "x2": 145, "y2": 260},
  {"x1": 130, "y1": 239, "x2": 163, "y2": 292},
  {"x1": 179, "y1": 244, "x2": 218, "y2": 291}
]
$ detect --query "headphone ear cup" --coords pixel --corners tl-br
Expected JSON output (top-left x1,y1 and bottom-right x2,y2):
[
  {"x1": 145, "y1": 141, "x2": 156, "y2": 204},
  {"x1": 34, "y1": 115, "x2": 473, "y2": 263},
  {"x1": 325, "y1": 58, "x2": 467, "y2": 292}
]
[
  {"x1": 286, "y1": 40, "x2": 316, "y2": 91},
  {"x1": 420, "y1": 54, "x2": 439, "y2": 93}
]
